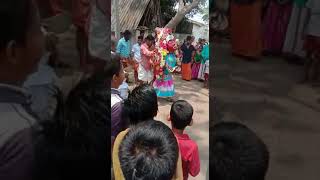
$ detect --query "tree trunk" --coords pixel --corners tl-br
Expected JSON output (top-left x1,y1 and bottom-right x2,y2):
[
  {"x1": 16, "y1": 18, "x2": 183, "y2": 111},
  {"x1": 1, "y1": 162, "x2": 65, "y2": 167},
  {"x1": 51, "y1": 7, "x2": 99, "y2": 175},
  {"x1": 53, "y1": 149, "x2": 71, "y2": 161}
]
[{"x1": 165, "y1": 0, "x2": 201, "y2": 29}]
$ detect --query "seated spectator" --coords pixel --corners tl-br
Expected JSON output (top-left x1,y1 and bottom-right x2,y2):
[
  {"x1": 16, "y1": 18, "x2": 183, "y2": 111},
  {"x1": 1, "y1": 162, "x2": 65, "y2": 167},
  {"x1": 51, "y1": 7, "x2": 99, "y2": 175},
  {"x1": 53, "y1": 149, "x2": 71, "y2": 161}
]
[
  {"x1": 119, "y1": 120, "x2": 179, "y2": 180},
  {"x1": 211, "y1": 122, "x2": 269, "y2": 180}
]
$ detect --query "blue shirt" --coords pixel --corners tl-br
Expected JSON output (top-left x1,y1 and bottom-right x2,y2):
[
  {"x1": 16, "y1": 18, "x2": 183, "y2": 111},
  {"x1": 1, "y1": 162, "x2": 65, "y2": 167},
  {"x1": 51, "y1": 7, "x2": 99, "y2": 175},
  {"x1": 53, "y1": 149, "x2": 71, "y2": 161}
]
[{"x1": 116, "y1": 37, "x2": 131, "y2": 58}]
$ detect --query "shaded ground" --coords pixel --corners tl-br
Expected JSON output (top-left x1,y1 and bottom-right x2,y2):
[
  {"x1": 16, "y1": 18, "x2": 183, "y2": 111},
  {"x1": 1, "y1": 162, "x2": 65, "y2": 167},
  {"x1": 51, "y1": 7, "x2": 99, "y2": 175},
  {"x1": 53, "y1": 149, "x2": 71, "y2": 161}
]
[{"x1": 211, "y1": 43, "x2": 320, "y2": 180}]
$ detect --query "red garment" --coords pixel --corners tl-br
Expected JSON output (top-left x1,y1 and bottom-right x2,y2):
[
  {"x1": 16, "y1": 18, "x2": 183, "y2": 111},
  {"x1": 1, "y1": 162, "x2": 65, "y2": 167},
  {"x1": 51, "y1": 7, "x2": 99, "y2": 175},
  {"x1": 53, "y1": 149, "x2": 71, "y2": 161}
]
[
  {"x1": 49, "y1": 0, "x2": 64, "y2": 15},
  {"x1": 181, "y1": 63, "x2": 192, "y2": 81},
  {"x1": 230, "y1": 1, "x2": 263, "y2": 58},
  {"x1": 175, "y1": 133, "x2": 200, "y2": 180},
  {"x1": 72, "y1": 0, "x2": 91, "y2": 29},
  {"x1": 140, "y1": 43, "x2": 155, "y2": 71}
]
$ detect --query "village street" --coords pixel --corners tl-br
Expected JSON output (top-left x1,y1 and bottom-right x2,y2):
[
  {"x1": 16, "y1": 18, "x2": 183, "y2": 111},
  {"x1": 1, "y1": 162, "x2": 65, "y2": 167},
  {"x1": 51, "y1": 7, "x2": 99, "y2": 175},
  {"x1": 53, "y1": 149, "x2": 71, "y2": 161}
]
[
  {"x1": 55, "y1": 28, "x2": 210, "y2": 180},
  {"x1": 212, "y1": 42, "x2": 320, "y2": 180}
]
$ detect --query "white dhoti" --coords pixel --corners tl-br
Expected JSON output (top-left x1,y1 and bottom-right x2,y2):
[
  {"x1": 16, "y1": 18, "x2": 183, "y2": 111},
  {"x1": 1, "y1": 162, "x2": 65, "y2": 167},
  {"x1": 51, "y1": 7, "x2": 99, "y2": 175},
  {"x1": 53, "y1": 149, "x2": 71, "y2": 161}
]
[{"x1": 138, "y1": 65, "x2": 153, "y2": 83}]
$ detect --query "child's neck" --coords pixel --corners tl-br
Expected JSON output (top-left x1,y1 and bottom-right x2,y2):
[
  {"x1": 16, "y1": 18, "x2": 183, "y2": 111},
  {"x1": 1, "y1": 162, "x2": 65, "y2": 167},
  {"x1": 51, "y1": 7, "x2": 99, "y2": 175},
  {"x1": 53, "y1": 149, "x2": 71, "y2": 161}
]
[{"x1": 172, "y1": 127, "x2": 184, "y2": 135}]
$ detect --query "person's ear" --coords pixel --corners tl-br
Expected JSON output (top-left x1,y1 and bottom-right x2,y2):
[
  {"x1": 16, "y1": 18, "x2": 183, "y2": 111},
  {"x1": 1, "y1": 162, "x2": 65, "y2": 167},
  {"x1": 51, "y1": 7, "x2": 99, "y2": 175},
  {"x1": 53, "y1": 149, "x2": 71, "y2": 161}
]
[
  {"x1": 112, "y1": 74, "x2": 118, "y2": 82},
  {"x1": 167, "y1": 115, "x2": 171, "y2": 122},
  {"x1": 6, "y1": 40, "x2": 19, "y2": 65},
  {"x1": 189, "y1": 119, "x2": 193, "y2": 126}
]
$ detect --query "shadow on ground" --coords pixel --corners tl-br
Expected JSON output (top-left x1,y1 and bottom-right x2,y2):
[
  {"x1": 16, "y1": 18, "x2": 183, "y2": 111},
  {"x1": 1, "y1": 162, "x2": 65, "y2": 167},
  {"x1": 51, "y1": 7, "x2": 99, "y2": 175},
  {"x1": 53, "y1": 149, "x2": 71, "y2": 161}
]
[{"x1": 211, "y1": 43, "x2": 320, "y2": 180}]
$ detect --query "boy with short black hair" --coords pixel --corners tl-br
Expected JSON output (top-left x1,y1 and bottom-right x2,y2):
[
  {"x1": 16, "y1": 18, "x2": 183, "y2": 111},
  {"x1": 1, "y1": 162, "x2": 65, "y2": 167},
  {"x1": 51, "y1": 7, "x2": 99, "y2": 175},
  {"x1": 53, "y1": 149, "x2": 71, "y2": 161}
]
[
  {"x1": 211, "y1": 122, "x2": 269, "y2": 180},
  {"x1": 119, "y1": 120, "x2": 179, "y2": 180},
  {"x1": 0, "y1": 0, "x2": 44, "y2": 179},
  {"x1": 108, "y1": 54, "x2": 126, "y2": 143},
  {"x1": 169, "y1": 100, "x2": 200, "y2": 180}
]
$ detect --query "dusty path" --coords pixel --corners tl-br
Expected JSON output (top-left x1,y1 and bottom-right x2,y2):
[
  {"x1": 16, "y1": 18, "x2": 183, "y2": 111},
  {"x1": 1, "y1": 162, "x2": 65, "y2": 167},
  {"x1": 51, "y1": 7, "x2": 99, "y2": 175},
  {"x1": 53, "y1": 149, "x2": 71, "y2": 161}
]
[{"x1": 212, "y1": 43, "x2": 320, "y2": 180}]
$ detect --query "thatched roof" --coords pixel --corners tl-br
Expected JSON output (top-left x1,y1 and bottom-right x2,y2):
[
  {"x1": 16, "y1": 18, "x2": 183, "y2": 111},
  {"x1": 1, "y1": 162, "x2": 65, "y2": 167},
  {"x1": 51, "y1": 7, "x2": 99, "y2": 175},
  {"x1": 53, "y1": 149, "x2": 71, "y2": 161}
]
[
  {"x1": 112, "y1": 0, "x2": 161, "y2": 32},
  {"x1": 112, "y1": 0, "x2": 150, "y2": 32}
]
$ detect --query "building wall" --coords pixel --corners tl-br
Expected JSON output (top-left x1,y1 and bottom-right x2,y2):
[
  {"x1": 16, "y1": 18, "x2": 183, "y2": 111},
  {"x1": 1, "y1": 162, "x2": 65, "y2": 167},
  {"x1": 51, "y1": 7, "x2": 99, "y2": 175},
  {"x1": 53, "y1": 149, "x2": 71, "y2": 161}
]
[{"x1": 192, "y1": 24, "x2": 209, "y2": 41}]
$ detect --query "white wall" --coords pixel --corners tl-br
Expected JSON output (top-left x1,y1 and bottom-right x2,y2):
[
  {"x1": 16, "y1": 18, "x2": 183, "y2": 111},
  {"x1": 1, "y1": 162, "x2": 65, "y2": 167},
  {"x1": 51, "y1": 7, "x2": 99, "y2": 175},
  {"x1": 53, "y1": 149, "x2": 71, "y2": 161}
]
[{"x1": 192, "y1": 24, "x2": 209, "y2": 41}]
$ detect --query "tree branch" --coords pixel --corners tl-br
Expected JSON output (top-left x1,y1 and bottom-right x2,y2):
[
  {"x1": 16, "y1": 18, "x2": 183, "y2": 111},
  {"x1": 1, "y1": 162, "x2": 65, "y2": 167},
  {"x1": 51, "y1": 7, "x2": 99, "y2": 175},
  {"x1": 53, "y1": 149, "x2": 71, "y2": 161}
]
[{"x1": 165, "y1": 0, "x2": 201, "y2": 29}]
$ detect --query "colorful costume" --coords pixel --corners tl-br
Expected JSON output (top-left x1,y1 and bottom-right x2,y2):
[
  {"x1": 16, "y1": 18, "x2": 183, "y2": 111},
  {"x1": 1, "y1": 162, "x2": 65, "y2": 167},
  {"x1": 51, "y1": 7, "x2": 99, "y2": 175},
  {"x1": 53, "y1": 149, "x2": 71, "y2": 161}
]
[{"x1": 153, "y1": 28, "x2": 179, "y2": 98}]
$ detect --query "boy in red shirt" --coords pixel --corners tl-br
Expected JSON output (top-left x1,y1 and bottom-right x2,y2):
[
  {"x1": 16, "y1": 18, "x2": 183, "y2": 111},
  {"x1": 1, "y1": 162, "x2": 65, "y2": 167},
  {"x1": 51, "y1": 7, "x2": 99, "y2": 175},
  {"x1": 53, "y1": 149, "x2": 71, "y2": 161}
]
[{"x1": 169, "y1": 100, "x2": 200, "y2": 180}]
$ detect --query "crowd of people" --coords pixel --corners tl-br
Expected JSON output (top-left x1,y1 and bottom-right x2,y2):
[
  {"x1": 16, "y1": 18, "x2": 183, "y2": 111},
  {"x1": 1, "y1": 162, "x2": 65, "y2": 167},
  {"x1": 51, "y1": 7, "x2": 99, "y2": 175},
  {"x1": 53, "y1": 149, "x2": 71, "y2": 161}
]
[
  {"x1": 0, "y1": 0, "x2": 272, "y2": 180},
  {"x1": 228, "y1": 0, "x2": 320, "y2": 83},
  {"x1": 112, "y1": 30, "x2": 210, "y2": 103}
]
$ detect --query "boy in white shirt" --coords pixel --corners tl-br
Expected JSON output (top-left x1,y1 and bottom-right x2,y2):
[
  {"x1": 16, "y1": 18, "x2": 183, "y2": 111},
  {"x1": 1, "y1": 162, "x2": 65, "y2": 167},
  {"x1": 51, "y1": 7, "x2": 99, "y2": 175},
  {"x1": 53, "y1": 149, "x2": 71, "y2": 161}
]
[{"x1": 131, "y1": 36, "x2": 143, "y2": 84}]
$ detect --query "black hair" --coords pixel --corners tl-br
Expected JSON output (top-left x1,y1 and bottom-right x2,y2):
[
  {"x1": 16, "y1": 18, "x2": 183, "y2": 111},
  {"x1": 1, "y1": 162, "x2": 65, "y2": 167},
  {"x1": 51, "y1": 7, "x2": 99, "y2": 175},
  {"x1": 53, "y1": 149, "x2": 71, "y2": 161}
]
[
  {"x1": 122, "y1": 83, "x2": 158, "y2": 125},
  {"x1": 186, "y1": 36, "x2": 192, "y2": 41},
  {"x1": 145, "y1": 34, "x2": 155, "y2": 41},
  {"x1": 210, "y1": 122, "x2": 269, "y2": 180},
  {"x1": 103, "y1": 53, "x2": 122, "y2": 77},
  {"x1": 119, "y1": 120, "x2": 179, "y2": 180},
  {"x1": 137, "y1": 35, "x2": 144, "y2": 40},
  {"x1": 123, "y1": 30, "x2": 132, "y2": 36},
  {"x1": 170, "y1": 100, "x2": 193, "y2": 130},
  {"x1": 35, "y1": 73, "x2": 111, "y2": 180},
  {"x1": 0, "y1": 0, "x2": 33, "y2": 50}
]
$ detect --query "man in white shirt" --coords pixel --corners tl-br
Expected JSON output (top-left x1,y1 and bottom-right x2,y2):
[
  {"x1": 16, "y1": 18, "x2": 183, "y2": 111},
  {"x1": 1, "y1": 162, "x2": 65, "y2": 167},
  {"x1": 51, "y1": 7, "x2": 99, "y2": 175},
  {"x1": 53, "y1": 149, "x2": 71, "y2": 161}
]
[{"x1": 132, "y1": 36, "x2": 143, "y2": 84}]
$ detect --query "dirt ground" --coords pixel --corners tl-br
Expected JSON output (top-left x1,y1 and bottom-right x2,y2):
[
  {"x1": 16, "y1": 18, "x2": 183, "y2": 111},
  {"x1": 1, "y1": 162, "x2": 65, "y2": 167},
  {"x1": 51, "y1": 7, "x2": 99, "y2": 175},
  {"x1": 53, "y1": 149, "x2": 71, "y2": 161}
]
[
  {"x1": 55, "y1": 29, "x2": 210, "y2": 179},
  {"x1": 211, "y1": 43, "x2": 320, "y2": 180}
]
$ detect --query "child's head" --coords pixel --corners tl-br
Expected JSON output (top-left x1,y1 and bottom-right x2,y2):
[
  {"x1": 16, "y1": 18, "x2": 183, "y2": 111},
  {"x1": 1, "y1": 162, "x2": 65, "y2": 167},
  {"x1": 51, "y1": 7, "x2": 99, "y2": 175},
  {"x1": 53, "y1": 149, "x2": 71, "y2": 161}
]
[
  {"x1": 170, "y1": 100, "x2": 194, "y2": 130},
  {"x1": 137, "y1": 35, "x2": 143, "y2": 45},
  {"x1": 123, "y1": 30, "x2": 132, "y2": 41},
  {"x1": 36, "y1": 75, "x2": 111, "y2": 180},
  {"x1": 123, "y1": 83, "x2": 158, "y2": 125},
  {"x1": 211, "y1": 122, "x2": 269, "y2": 180},
  {"x1": 145, "y1": 34, "x2": 155, "y2": 47},
  {"x1": 105, "y1": 54, "x2": 125, "y2": 89},
  {"x1": 0, "y1": 0, "x2": 44, "y2": 85},
  {"x1": 111, "y1": 37, "x2": 116, "y2": 52},
  {"x1": 119, "y1": 120, "x2": 179, "y2": 180}
]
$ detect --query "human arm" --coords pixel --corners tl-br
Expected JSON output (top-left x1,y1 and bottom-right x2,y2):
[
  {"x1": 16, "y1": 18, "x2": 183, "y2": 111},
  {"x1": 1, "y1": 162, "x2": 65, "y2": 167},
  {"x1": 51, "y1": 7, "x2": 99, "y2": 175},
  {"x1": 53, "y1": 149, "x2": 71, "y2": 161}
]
[
  {"x1": 141, "y1": 45, "x2": 155, "y2": 57},
  {"x1": 189, "y1": 144, "x2": 201, "y2": 177}
]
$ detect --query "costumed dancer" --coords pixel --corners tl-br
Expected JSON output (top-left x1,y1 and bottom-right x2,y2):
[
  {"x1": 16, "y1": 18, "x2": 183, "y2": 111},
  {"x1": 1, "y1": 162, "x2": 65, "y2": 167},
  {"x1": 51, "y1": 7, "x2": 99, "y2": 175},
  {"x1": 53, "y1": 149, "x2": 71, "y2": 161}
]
[{"x1": 153, "y1": 28, "x2": 179, "y2": 100}]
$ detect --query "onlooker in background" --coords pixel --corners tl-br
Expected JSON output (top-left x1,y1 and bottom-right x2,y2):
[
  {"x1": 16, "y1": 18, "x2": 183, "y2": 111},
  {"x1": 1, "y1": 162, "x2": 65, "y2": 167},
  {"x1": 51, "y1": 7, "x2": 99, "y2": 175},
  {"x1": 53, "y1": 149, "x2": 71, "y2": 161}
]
[
  {"x1": 119, "y1": 120, "x2": 179, "y2": 180},
  {"x1": 23, "y1": 27, "x2": 60, "y2": 122},
  {"x1": 87, "y1": 0, "x2": 109, "y2": 72},
  {"x1": 71, "y1": 0, "x2": 90, "y2": 71},
  {"x1": 169, "y1": 100, "x2": 200, "y2": 180},
  {"x1": 302, "y1": 0, "x2": 320, "y2": 84},
  {"x1": 132, "y1": 35, "x2": 144, "y2": 84},
  {"x1": 116, "y1": 30, "x2": 132, "y2": 68},
  {"x1": 211, "y1": 122, "x2": 269, "y2": 180},
  {"x1": 191, "y1": 46, "x2": 203, "y2": 80},
  {"x1": 0, "y1": 0, "x2": 45, "y2": 179},
  {"x1": 181, "y1": 36, "x2": 196, "y2": 81},
  {"x1": 191, "y1": 36, "x2": 196, "y2": 47},
  {"x1": 139, "y1": 35, "x2": 156, "y2": 84},
  {"x1": 35, "y1": 71, "x2": 110, "y2": 180},
  {"x1": 109, "y1": 54, "x2": 126, "y2": 144}
]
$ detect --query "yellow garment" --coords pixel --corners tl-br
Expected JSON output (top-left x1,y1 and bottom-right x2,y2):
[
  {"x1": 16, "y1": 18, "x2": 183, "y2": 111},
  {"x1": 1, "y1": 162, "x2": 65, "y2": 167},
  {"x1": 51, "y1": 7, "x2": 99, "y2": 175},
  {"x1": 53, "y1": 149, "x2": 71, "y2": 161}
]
[{"x1": 112, "y1": 128, "x2": 183, "y2": 180}]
